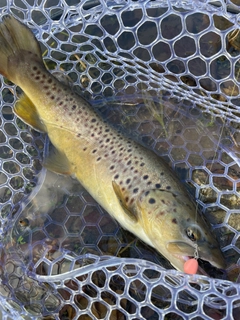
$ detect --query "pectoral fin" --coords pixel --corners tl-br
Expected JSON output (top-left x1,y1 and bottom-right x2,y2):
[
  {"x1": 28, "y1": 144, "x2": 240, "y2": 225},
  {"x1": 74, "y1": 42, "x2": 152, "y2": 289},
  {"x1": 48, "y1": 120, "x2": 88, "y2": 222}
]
[
  {"x1": 112, "y1": 181, "x2": 138, "y2": 223},
  {"x1": 14, "y1": 93, "x2": 47, "y2": 132},
  {"x1": 43, "y1": 147, "x2": 72, "y2": 175}
]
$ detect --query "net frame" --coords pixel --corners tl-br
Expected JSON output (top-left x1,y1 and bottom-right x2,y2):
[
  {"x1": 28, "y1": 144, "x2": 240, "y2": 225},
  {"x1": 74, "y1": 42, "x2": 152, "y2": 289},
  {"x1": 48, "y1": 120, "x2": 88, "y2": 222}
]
[{"x1": 0, "y1": 0, "x2": 240, "y2": 319}]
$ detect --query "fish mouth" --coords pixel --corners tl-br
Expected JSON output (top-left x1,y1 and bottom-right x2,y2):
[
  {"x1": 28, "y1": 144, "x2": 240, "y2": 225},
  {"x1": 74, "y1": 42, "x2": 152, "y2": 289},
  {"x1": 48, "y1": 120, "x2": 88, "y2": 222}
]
[
  {"x1": 172, "y1": 254, "x2": 226, "y2": 278},
  {"x1": 197, "y1": 259, "x2": 227, "y2": 279},
  {"x1": 167, "y1": 241, "x2": 226, "y2": 278}
]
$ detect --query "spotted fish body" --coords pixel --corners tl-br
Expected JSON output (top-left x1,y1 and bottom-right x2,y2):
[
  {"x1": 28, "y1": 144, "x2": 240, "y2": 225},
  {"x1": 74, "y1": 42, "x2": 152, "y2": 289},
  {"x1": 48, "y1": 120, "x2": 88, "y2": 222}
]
[{"x1": 0, "y1": 16, "x2": 225, "y2": 273}]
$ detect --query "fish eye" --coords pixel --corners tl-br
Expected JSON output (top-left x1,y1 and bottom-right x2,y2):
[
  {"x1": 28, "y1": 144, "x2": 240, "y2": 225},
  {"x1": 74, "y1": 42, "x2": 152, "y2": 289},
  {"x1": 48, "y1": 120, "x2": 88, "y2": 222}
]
[{"x1": 186, "y1": 227, "x2": 202, "y2": 242}]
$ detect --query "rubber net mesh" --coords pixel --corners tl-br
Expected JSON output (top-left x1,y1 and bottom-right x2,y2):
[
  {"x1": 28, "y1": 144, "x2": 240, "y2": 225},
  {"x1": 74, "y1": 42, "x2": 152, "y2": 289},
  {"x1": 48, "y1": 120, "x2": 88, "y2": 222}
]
[{"x1": 0, "y1": 0, "x2": 240, "y2": 319}]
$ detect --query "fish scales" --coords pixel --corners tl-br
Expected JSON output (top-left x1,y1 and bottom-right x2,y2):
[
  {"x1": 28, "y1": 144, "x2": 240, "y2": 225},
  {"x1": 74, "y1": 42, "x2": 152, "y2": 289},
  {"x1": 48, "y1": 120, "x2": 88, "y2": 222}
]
[{"x1": 0, "y1": 15, "x2": 225, "y2": 273}]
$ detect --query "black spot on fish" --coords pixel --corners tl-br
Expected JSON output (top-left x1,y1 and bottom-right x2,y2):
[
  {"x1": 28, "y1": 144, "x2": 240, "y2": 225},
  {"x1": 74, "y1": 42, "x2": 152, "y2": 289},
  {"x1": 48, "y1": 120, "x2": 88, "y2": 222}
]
[
  {"x1": 97, "y1": 157, "x2": 101, "y2": 161},
  {"x1": 92, "y1": 149, "x2": 97, "y2": 154},
  {"x1": 125, "y1": 197, "x2": 129, "y2": 203},
  {"x1": 161, "y1": 199, "x2": 165, "y2": 204},
  {"x1": 147, "y1": 181, "x2": 152, "y2": 185},
  {"x1": 47, "y1": 78, "x2": 53, "y2": 84},
  {"x1": 72, "y1": 105, "x2": 76, "y2": 110},
  {"x1": 127, "y1": 160, "x2": 131, "y2": 165},
  {"x1": 160, "y1": 172, "x2": 164, "y2": 176},
  {"x1": 126, "y1": 178, "x2": 131, "y2": 184},
  {"x1": 110, "y1": 165, "x2": 114, "y2": 170},
  {"x1": 33, "y1": 66, "x2": 38, "y2": 71},
  {"x1": 149, "y1": 198, "x2": 156, "y2": 204},
  {"x1": 83, "y1": 147, "x2": 87, "y2": 151},
  {"x1": 114, "y1": 174, "x2": 119, "y2": 179},
  {"x1": 172, "y1": 218, "x2": 177, "y2": 224},
  {"x1": 140, "y1": 162, "x2": 145, "y2": 167},
  {"x1": 133, "y1": 188, "x2": 138, "y2": 193},
  {"x1": 166, "y1": 186, "x2": 171, "y2": 190},
  {"x1": 155, "y1": 183, "x2": 161, "y2": 188},
  {"x1": 50, "y1": 95, "x2": 55, "y2": 100},
  {"x1": 143, "y1": 175, "x2": 149, "y2": 180}
]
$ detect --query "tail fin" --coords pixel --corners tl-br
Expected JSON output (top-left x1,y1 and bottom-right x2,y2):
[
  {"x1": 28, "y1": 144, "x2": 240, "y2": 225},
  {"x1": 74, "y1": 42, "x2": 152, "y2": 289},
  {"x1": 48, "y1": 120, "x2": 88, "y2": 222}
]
[{"x1": 0, "y1": 15, "x2": 42, "y2": 81}]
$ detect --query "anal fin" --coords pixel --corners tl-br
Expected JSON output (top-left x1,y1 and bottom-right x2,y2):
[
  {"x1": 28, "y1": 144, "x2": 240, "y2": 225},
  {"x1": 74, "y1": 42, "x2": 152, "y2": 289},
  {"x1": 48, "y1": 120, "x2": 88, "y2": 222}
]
[
  {"x1": 112, "y1": 180, "x2": 138, "y2": 223},
  {"x1": 14, "y1": 93, "x2": 47, "y2": 132}
]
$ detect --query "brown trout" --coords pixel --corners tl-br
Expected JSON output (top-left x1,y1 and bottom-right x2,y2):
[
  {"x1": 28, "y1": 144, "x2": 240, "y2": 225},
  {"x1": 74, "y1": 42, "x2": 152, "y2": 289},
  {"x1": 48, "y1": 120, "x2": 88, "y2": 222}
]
[{"x1": 0, "y1": 15, "x2": 225, "y2": 273}]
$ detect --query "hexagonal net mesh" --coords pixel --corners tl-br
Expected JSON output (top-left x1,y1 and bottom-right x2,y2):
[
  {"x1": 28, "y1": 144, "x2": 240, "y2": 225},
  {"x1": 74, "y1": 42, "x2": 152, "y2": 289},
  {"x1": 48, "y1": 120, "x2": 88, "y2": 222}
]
[{"x1": 0, "y1": 0, "x2": 240, "y2": 319}]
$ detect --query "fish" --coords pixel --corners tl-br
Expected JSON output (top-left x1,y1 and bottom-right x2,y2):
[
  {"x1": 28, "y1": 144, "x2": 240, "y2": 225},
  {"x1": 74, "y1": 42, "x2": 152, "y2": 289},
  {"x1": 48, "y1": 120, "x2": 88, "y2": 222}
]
[{"x1": 0, "y1": 15, "x2": 225, "y2": 274}]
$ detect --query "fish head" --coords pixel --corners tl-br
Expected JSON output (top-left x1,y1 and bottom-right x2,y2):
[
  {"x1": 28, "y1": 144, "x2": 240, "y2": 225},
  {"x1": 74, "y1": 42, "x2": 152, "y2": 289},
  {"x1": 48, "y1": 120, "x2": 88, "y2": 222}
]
[{"x1": 137, "y1": 189, "x2": 225, "y2": 273}]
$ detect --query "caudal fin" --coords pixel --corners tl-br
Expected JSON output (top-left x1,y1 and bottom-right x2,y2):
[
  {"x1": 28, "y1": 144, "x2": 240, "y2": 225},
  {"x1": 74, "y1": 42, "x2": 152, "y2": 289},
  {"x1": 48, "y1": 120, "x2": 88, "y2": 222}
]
[{"x1": 0, "y1": 15, "x2": 42, "y2": 81}]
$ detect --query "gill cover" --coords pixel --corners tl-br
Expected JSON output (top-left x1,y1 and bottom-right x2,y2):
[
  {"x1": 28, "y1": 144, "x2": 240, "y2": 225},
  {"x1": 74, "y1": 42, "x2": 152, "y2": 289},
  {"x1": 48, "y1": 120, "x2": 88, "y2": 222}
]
[{"x1": 137, "y1": 188, "x2": 190, "y2": 222}]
